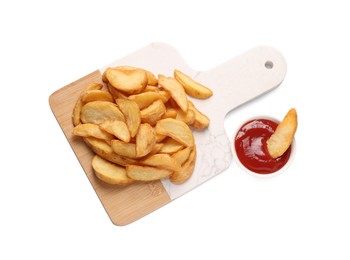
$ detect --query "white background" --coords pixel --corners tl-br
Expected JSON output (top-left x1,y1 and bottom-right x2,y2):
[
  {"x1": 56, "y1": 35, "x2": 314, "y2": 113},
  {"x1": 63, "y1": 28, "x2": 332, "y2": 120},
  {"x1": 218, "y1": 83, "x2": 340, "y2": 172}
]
[{"x1": 1, "y1": 0, "x2": 349, "y2": 259}]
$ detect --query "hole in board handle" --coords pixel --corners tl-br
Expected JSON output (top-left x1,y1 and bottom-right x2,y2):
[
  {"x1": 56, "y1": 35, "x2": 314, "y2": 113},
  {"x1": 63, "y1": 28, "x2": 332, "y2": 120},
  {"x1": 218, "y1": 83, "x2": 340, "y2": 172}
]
[{"x1": 265, "y1": 61, "x2": 273, "y2": 69}]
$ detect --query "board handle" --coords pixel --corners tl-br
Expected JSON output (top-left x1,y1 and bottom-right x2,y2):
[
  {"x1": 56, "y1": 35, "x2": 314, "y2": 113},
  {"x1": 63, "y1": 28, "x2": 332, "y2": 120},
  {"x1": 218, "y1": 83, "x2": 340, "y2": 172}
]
[{"x1": 196, "y1": 46, "x2": 287, "y2": 117}]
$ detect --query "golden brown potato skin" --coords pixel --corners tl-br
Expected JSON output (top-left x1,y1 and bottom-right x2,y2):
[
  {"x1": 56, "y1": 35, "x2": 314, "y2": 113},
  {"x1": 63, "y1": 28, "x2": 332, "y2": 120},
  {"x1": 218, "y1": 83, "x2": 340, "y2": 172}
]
[
  {"x1": 267, "y1": 108, "x2": 298, "y2": 158},
  {"x1": 174, "y1": 69, "x2": 213, "y2": 99},
  {"x1": 170, "y1": 147, "x2": 196, "y2": 184},
  {"x1": 92, "y1": 155, "x2": 134, "y2": 185}
]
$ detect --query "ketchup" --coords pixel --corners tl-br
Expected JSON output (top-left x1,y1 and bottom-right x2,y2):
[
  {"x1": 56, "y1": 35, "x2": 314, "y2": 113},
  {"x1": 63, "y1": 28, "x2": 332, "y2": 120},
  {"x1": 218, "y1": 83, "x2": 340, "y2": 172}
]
[{"x1": 234, "y1": 119, "x2": 291, "y2": 174}]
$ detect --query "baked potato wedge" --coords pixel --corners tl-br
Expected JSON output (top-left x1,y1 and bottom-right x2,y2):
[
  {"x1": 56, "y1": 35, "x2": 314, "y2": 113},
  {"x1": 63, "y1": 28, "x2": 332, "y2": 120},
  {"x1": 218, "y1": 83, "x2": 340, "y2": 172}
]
[
  {"x1": 140, "y1": 153, "x2": 181, "y2": 172},
  {"x1": 105, "y1": 67, "x2": 147, "y2": 94},
  {"x1": 99, "y1": 120, "x2": 130, "y2": 143},
  {"x1": 84, "y1": 137, "x2": 137, "y2": 166},
  {"x1": 140, "y1": 99, "x2": 166, "y2": 125},
  {"x1": 136, "y1": 123, "x2": 156, "y2": 157},
  {"x1": 115, "y1": 98, "x2": 141, "y2": 138},
  {"x1": 72, "y1": 83, "x2": 104, "y2": 126},
  {"x1": 80, "y1": 101, "x2": 125, "y2": 124},
  {"x1": 188, "y1": 101, "x2": 210, "y2": 130},
  {"x1": 81, "y1": 90, "x2": 114, "y2": 103},
  {"x1": 126, "y1": 165, "x2": 172, "y2": 181},
  {"x1": 128, "y1": 91, "x2": 165, "y2": 109},
  {"x1": 174, "y1": 69, "x2": 213, "y2": 99},
  {"x1": 171, "y1": 147, "x2": 192, "y2": 165},
  {"x1": 92, "y1": 155, "x2": 134, "y2": 185},
  {"x1": 111, "y1": 140, "x2": 137, "y2": 158},
  {"x1": 155, "y1": 118, "x2": 194, "y2": 147},
  {"x1": 111, "y1": 65, "x2": 158, "y2": 86},
  {"x1": 158, "y1": 74, "x2": 188, "y2": 112},
  {"x1": 73, "y1": 123, "x2": 114, "y2": 141},
  {"x1": 170, "y1": 147, "x2": 196, "y2": 184},
  {"x1": 158, "y1": 137, "x2": 184, "y2": 154},
  {"x1": 267, "y1": 108, "x2": 298, "y2": 158}
]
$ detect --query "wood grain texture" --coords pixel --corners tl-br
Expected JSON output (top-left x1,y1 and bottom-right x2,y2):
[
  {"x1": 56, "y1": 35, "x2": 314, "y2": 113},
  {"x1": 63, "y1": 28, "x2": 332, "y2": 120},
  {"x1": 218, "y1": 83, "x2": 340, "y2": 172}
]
[{"x1": 49, "y1": 70, "x2": 170, "y2": 226}]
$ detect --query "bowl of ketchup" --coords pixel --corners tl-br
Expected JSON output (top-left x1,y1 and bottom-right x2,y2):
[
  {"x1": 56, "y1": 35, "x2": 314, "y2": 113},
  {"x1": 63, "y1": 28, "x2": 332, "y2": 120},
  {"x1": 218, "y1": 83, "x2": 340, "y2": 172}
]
[{"x1": 233, "y1": 117, "x2": 296, "y2": 176}]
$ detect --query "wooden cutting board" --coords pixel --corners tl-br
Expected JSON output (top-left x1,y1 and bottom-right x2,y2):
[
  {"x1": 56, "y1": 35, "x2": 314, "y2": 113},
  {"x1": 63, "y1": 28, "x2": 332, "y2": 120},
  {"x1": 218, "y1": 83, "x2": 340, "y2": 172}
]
[{"x1": 49, "y1": 42, "x2": 287, "y2": 226}]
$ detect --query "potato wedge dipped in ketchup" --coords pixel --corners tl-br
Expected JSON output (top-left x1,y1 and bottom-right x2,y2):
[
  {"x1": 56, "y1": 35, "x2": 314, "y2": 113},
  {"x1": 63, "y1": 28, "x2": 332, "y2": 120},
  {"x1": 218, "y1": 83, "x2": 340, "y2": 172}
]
[
  {"x1": 234, "y1": 108, "x2": 298, "y2": 174},
  {"x1": 267, "y1": 108, "x2": 298, "y2": 159}
]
